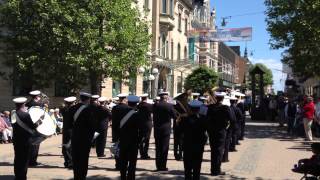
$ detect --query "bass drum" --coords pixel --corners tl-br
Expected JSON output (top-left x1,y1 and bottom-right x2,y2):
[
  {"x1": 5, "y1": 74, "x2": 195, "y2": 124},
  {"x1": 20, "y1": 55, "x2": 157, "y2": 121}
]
[{"x1": 28, "y1": 107, "x2": 56, "y2": 136}]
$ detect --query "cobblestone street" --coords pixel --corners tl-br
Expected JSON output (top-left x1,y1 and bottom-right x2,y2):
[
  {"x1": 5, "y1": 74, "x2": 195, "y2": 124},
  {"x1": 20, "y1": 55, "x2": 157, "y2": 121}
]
[{"x1": 0, "y1": 120, "x2": 317, "y2": 179}]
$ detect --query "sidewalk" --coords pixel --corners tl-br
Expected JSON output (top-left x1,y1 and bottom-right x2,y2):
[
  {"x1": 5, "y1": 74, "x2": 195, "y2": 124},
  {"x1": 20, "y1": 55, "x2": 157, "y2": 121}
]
[{"x1": 0, "y1": 120, "x2": 316, "y2": 179}]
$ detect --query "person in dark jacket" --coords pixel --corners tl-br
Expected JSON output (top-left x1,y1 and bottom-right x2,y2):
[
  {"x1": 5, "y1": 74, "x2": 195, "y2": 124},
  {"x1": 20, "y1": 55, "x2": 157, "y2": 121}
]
[
  {"x1": 71, "y1": 92, "x2": 99, "y2": 180},
  {"x1": 12, "y1": 97, "x2": 43, "y2": 180},
  {"x1": 112, "y1": 93, "x2": 129, "y2": 170},
  {"x1": 173, "y1": 93, "x2": 190, "y2": 161},
  {"x1": 236, "y1": 94, "x2": 246, "y2": 140},
  {"x1": 137, "y1": 94, "x2": 153, "y2": 159},
  {"x1": 286, "y1": 98, "x2": 297, "y2": 135},
  {"x1": 153, "y1": 92, "x2": 176, "y2": 171},
  {"x1": 26, "y1": 90, "x2": 44, "y2": 167},
  {"x1": 181, "y1": 100, "x2": 207, "y2": 180},
  {"x1": 60, "y1": 96, "x2": 77, "y2": 168},
  {"x1": 229, "y1": 96, "x2": 243, "y2": 152},
  {"x1": 119, "y1": 95, "x2": 142, "y2": 180},
  {"x1": 207, "y1": 92, "x2": 231, "y2": 176},
  {"x1": 95, "y1": 96, "x2": 111, "y2": 158}
]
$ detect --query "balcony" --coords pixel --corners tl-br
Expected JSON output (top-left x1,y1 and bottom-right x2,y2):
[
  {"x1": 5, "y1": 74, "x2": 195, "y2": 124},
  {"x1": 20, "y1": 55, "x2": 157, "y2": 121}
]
[{"x1": 159, "y1": 14, "x2": 175, "y2": 31}]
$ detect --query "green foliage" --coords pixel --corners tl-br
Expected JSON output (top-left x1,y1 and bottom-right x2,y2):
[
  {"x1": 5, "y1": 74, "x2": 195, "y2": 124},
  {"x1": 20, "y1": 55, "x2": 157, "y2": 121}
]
[
  {"x1": 249, "y1": 63, "x2": 273, "y2": 86},
  {"x1": 0, "y1": 0, "x2": 150, "y2": 93},
  {"x1": 265, "y1": 0, "x2": 320, "y2": 77},
  {"x1": 184, "y1": 66, "x2": 218, "y2": 94}
]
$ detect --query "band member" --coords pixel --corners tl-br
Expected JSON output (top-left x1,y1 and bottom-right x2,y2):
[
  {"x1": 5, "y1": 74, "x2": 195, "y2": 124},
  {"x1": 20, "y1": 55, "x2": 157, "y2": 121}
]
[
  {"x1": 111, "y1": 93, "x2": 129, "y2": 170},
  {"x1": 236, "y1": 94, "x2": 246, "y2": 140},
  {"x1": 26, "y1": 90, "x2": 43, "y2": 167},
  {"x1": 222, "y1": 96, "x2": 237, "y2": 162},
  {"x1": 207, "y1": 92, "x2": 231, "y2": 176},
  {"x1": 173, "y1": 93, "x2": 190, "y2": 161},
  {"x1": 229, "y1": 96, "x2": 243, "y2": 151},
  {"x1": 70, "y1": 92, "x2": 97, "y2": 179},
  {"x1": 137, "y1": 94, "x2": 153, "y2": 159},
  {"x1": 12, "y1": 97, "x2": 43, "y2": 180},
  {"x1": 153, "y1": 92, "x2": 176, "y2": 171},
  {"x1": 95, "y1": 96, "x2": 111, "y2": 157},
  {"x1": 60, "y1": 96, "x2": 77, "y2": 168},
  {"x1": 182, "y1": 100, "x2": 207, "y2": 180},
  {"x1": 119, "y1": 95, "x2": 142, "y2": 180}
]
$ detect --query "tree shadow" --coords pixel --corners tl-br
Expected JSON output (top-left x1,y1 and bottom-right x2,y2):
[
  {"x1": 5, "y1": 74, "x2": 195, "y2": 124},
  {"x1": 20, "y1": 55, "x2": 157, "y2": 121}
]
[{"x1": 0, "y1": 175, "x2": 15, "y2": 180}]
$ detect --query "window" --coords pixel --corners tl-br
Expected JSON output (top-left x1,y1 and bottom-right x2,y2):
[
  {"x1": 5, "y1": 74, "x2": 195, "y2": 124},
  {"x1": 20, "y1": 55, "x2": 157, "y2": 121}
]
[
  {"x1": 166, "y1": 40, "x2": 169, "y2": 58},
  {"x1": 129, "y1": 77, "x2": 136, "y2": 95},
  {"x1": 171, "y1": 41, "x2": 174, "y2": 60},
  {"x1": 144, "y1": 0, "x2": 149, "y2": 9},
  {"x1": 162, "y1": 0, "x2": 167, "y2": 14},
  {"x1": 177, "y1": 76, "x2": 182, "y2": 93},
  {"x1": 161, "y1": 34, "x2": 166, "y2": 57},
  {"x1": 170, "y1": 0, "x2": 174, "y2": 16},
  {"x1": 177, "y1": 43, "x2": 181, "y2": 60},
  {"x1": 178, "y1": 13, "x2": 182, "y2": 31},
  {"x1": 112, "y1": 80, "x2": 122, "y2": 97},
  {"x1": 158, "y1": 36, "x2": 161, "y2": 55},
  {"x1": 185, "y1": 18, "x2": 188, "y2": 33}
]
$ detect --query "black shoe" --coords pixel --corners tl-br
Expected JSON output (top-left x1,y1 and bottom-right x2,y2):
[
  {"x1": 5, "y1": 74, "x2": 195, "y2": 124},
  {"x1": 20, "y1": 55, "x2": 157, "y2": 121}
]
[
  {"x1": 141, "y1": 155, "x2": 151, "y2": 160},
  {"x1": 156, "y1": 168, "x2": 168, "y2": 171},
  {"x1": 211, "y1": 172, "x2": 226, "y2": 176},
  {"x1": 229, "y1": 149, "x2": 238, "y2": 152},
  {"x1": 29, "y1": 162, "x2": 39, "y2": 167},
  {"x1": 222, "y1": 159, "x2": 229, "y2": 163}
]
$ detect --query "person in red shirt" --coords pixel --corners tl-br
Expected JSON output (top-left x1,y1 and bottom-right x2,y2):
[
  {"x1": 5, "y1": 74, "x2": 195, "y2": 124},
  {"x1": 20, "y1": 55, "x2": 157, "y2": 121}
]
[{"x1": 303, "y1": 96, "x2": 315, "y2": 141}]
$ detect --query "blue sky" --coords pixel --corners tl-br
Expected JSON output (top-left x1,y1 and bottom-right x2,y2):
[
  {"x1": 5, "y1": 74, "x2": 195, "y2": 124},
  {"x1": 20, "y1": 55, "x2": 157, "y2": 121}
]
[{"x1": 210, "y1": 0, "x2": 285, "y2": 91}]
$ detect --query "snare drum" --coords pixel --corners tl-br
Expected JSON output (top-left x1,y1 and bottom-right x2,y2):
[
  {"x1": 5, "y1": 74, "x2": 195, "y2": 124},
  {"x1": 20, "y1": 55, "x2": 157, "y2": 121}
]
[{"x1": 28, "y1": 107, "x2": 56, "y2": 136}]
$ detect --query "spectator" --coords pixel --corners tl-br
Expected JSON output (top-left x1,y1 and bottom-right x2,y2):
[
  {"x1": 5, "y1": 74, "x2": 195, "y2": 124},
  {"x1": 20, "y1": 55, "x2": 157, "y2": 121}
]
[
  {"x1": 2, "y1": 111, "x2": 12, "y2": 128},
  {"x1": 54, "y1": 108, "x2": 63, "y2": 133},
  {"x1": 0, "y1": 116, "x2": 12, "y2": 143},
  {"x1": 285, "y1": 98, "x2": 297, "y2": 135},
  {"x1": 277, "y1": 96, "x2": 287, "y2": 127},
  {"x1": 303, "y1": 96, "x2": 315, "y2": 141},
  {"x1": 268, "y1": 96, "x2": 277, "y2": 121}
]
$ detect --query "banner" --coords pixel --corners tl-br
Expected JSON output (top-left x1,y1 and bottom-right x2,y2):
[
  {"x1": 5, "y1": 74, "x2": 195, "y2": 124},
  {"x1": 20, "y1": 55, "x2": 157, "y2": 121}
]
[{"x1": 188, "y1": 27, "x2": 252, "y2": 42}]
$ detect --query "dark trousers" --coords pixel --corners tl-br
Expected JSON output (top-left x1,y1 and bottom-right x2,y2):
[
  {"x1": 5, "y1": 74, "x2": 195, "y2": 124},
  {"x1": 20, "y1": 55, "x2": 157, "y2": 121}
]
[
  {"x1": 14, "y1": 142, "x2": 32, "y2": 180},
  {"x1": 240, "y1": 117, "x2": 246, "y2": 139},
  {"x1": 139, "y1": 125, "x2": 152, "y2": 158},
  {"x1": 155, "y1": 131, "x2": 170, "y2": 170},
  {"x1": 183, "y1": 144, "x2": 204, "y2": 180},
  {"x1": 269, "y1": 109, "x2": 277, "y2": 121},
  {"x1": 62, "y1": 130, "x2": 72, "y2": 167},
  {"x1": 119, "y1": 144, "x2": 138, "y2": 180},
  {"x1": 209, "y1": 130, "x2": 226, "y2": 174},
  {"x1": 173, "y1": 125, "x2": 183, "y2": 160},
  {"x1": 72, "y1": 135, "x2": 92, "y2": 180},
  {"x1": 29, "y1": 144, "x2": 40, "y2": 165},
  {"x1": 287, "y1": 117, "x2": 295, "y2": 134},
  {"x1": 222, "y1": 129, "x2": 232, "y2": 162},
  {"x1": 96, "y1": 128, "x2": 107, "y2": 156},
  {"x1": 230, "y1": 127, "x2": 239, "y2": 151}
]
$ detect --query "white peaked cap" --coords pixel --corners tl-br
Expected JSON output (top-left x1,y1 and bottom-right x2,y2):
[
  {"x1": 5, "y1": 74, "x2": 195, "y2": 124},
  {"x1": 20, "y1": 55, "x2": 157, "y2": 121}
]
[
  {"x1": 117, "y1": 93, "x2": 128, "y2": 98},
  {"x1": 98, "y1": 97, "x2": 108, "y2": 102},
  {"x1": 91, "y1": 95, "x2": 100, "y2": 99},
  {"x1": 80, "y1": 92, "x2": 92, "y2": 97},
  {"x1": 192, "y1": 92, "x2": 200, "y2": 96},
  {"x1": 64, "y1": 96, "x2": 77, "y2": 102},
  {"x1": 127, "y1": 95, "x2": 140, "y2": 103},
  {"x1": 112, "y1": 97, "x2": 119, "y2": 101},
  {"x1": 13, "y1": 97, "x2": 27, "y2": 104},
  {"x1": 139, "y1": 93, "x2": 149, "y2": 97},
  {"x1": 29, "y1": 90, "x2": 41, "y2": 96},
  {"x1": 188, "y1": 100, "x2": 203, "y2": 108},
  {"x1": 199, "y1": 96, "x2": 208, "y2": 100},
  {"x1": 54, "y1": 108, "x2": 60, "y2": 112},
  {"x1": 49, "y1": 109, "x2": 54, "y2": 113},
  {"x1": 159, "y1": 91, "x2": 169, "y2": 96},
  {"x1": 215, "y1": 92, "x2": 227, "y2": 97},
  {"x1": 156, "y1": 96, "x2": 160, "y2": 100}
]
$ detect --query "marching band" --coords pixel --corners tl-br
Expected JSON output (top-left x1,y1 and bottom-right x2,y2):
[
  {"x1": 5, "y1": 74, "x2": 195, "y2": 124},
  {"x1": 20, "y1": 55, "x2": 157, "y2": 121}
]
[{"x1": 10, "y1": 89, "x2": 246, "y2": 180}]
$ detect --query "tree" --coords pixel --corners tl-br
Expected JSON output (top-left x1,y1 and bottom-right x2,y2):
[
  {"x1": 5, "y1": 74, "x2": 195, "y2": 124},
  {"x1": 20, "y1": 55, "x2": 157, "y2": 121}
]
[
  {"x1": 184, "y1": 66, "x2": 218, "y2": 94},
  {"x1": 248, "y1": 63, "x2": 273, "y2": 87},
  {"x1": 0, "y1": 0, "x2": 150, "y2": 94},
  {"x1": 265, "y1": 0, "x2": 320, "y2": 78}
]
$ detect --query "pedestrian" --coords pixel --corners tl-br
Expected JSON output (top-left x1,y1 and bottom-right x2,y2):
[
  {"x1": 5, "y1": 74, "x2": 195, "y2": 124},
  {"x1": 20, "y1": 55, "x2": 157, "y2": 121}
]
[
  {"x1": 111, "y1": 93, "x2": 129, "y2": 170},
  {"x1": 181, "y1": 100, "x2": 207, "y2": 180},
  {"x1": 95, "y1": 96, "x2": 111, "y2": 158},
  {"x1": 60, "y1": 96, "x2": 77, "y2": 168},
  {"x1": 11, "y1": 97, "x2": 43, "y2": 180},
  {"x1": 153, "y1": 92, "x2": 176, "y2": 171},
  {"x1": 26, "y1": 90, "x2": 44, "y2": 167},
  {"x1": 278, "y1": 96, "x2": 287, "y2": 127},
  {"x1": 207, "y1": 92, "x2": 231, "y2": 176},
  {"x1": 119, "y1": 95, "x2": 142, "y2": 180},
  {"x1": 137, "y1": 94, "x2": 153, "y2": 159},
  {"x1": 229, "y1": 96, "x2": 242, "y2": 152},
  {"x1": 70, "y1": 92, "x2": 99, "y2": 179},
  {"x1": 285, "y1": 98, "x2": 297, "y2": 135},
  {"x1": 236, "y1": 93, "x2": 246, "y2": 140},
  {"x1": 268, "y1": 96, "x2": 277, "y2": 121},
  {"x1": 303, "y1": 96, "x2": 315, "y2": 141},
  {"x1": 173, "y1": 93, "x2": 190, "y2": 161}
]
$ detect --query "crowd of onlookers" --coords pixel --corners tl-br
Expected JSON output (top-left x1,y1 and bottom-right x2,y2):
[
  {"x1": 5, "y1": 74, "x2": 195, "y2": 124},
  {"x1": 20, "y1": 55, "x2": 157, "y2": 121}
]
[{"x1": 263, "y1": 94, "x2": 320, "y2": 141}]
